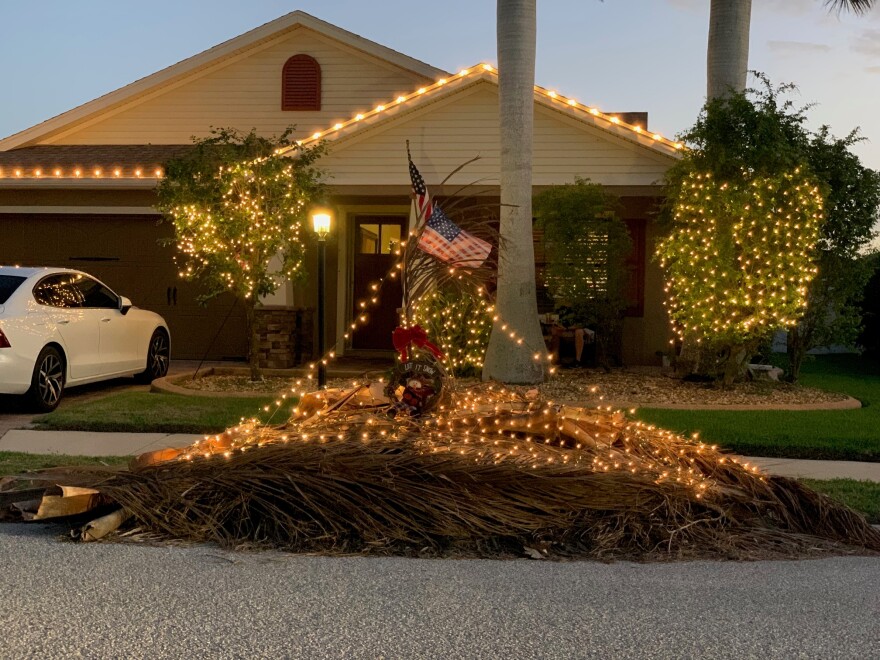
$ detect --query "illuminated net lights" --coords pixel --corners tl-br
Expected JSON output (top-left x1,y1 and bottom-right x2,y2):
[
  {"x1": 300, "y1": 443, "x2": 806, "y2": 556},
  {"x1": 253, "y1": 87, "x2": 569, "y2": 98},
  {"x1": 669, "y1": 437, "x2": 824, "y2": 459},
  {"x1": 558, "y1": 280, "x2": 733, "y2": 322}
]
[{"x1": 657, "y1": 168, "x2": 824, "y2": 345}]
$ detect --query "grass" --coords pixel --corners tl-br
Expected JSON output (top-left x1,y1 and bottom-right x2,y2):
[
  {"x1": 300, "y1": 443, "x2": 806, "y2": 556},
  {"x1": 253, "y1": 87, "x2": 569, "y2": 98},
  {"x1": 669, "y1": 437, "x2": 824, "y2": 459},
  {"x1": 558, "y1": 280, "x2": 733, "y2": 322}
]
[
  {"x1": 635, "y1": 355, "x2": 880, "y2": 462},
  {"x1": 801, "y1": 479, "x2": 880, "y2": 524},
  {"x1": 34, "y1": 392, "x2": 297, "y2": 434},
  {"x1": 0, "y1": 451, "x2": 130, "y2": 475}
]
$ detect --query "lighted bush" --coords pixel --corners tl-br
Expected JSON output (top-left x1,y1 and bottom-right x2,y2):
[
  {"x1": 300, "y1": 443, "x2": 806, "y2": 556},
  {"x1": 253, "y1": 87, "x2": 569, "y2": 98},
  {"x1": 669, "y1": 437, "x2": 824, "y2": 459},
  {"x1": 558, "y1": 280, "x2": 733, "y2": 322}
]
[
  {"x1": 411, "y1": 287, "x2": 492, "y2": 378},
  {"x1": 657, "y1": 168, "x2": 823, "y2": 384}
]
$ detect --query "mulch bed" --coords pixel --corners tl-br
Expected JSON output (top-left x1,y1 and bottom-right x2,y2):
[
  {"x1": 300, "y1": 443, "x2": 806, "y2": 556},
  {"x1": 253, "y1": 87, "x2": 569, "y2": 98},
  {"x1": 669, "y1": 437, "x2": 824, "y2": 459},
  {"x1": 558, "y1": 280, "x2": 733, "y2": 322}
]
[
  {"x1": 171, "y1": 375, "x2": 294, "y2": 394},
  {"x1": 529, "y1": 368, "x2": 851, "y2": 407},
  {"x1": 173, "y1": 367, "x2": 847, "y2": 408}
]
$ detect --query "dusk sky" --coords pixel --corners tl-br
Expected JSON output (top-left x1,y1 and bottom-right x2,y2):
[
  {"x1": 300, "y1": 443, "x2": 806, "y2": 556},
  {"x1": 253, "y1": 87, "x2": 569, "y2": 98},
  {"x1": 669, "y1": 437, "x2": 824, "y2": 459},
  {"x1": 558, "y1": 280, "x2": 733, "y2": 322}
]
[{"x1": 1, "y1": 1, "x2": 879, "y2": 169}]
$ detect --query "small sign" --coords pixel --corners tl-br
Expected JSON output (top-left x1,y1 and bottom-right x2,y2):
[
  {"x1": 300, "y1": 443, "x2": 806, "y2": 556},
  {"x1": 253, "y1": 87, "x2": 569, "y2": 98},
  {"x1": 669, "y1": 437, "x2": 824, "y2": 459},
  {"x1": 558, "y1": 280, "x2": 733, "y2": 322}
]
[{"x1": 386, "y1": 358, "x2": 444, "y2": 416}]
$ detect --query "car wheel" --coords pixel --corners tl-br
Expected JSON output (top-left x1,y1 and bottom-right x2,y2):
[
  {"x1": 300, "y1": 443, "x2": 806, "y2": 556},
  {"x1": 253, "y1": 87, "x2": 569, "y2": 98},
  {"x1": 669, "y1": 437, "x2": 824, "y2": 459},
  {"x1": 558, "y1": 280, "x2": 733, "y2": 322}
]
[
  {"x1": 27, "y1": 346, "x2": 65, "y2": 413},
  {"x1": 136, "y1": 329, "x2": 170, "y2": 383}
]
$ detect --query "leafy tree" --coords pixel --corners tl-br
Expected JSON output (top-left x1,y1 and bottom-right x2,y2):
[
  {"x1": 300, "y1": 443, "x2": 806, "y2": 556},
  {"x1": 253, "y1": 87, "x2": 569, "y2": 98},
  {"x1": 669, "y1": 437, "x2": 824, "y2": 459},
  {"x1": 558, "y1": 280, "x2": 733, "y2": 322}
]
[
  {"x1": 858, "y1": 252, "x2": 880, "y2": 358},
  {"x1": 787, "y1": 129, "x2": 880, "y2": 381},
  {"x1": 658, "y1": 168, "x2": 824, "y2": 385},
  {"x1": 533, "y1": 179, "x2": 630, "y2": 370},
  {"x1": 664, "y1": 77, "x2": 879, "y2": 383},
  {"x1": 157, "y1": 127, "x2": 325, "y2": 380},
  {"x1": 660, "y1": 79, "x2": 829, "y2": 383}
]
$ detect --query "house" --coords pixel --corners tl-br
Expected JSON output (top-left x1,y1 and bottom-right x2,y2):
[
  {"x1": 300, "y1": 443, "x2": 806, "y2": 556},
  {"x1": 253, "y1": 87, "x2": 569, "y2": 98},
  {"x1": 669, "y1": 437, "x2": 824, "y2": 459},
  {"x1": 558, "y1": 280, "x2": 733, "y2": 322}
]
[{"x1": 0, "y1": 11, "x2": 679, "y2": 366}]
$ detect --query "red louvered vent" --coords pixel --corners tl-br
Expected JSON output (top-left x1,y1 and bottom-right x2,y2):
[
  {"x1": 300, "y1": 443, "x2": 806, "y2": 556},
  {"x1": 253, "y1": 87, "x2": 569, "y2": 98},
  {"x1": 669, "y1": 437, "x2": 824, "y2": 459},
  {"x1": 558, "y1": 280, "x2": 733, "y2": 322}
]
[{"x1": 282, "y1": 54, "x2": 321, "y2": 111}]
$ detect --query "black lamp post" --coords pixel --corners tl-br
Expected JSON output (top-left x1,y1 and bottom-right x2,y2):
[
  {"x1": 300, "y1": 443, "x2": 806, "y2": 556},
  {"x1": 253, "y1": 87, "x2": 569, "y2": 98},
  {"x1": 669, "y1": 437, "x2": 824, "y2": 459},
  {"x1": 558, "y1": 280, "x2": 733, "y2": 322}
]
[{"x1": 312, "y1": 212, "x2": 331, "y2": 388}]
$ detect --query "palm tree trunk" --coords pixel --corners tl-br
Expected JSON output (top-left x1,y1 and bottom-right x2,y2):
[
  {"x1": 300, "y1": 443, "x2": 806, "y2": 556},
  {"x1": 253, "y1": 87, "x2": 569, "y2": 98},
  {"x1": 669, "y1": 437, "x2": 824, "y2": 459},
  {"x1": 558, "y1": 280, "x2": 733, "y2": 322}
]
[
  {"x1": 707, "y1": 0, "x2": 752, "y2": 100},
  {"x1": 483, "y1": 0, "x2": 545, "y2": 384}
]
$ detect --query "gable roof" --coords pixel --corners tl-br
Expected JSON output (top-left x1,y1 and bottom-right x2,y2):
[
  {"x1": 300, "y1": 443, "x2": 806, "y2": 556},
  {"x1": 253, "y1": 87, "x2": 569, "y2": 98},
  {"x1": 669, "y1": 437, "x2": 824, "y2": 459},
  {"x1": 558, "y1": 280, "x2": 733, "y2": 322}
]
[
  {"x1": 286, "y1": 64, "x2": 683, "y2": 161},
  {"x1": 0, "y1": 11, "x2": 448, "y2": 151}
]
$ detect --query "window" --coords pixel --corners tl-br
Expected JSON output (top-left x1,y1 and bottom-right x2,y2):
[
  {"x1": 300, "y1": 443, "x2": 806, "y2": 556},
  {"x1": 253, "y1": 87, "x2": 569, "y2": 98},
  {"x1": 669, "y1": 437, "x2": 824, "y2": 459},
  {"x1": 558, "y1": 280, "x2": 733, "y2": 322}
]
[
  {"x1": 358, "y1": 223, "x2": 401, "y2": 255},
  {"x1": 533, "y1": 217, "x2": 646, "y2": 317},
  {"x1": 33, "y1": 274, "x2": 83, "y2": 308},
  {"x1": 0, "y1": 275, "x2": 25, "y2": 304},
  {"x1": 75, "y1": 277, "x2": 119, "y2": 309},
  {"x1": 282, "y1": 54, "x2": 321, "y2": 111}
]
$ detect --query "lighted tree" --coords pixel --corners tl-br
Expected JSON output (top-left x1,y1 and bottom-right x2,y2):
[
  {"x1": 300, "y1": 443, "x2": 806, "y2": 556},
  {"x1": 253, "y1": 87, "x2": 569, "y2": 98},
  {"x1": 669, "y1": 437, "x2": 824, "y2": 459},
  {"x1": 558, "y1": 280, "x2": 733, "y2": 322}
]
[
  {"x1": 157, "y1": 128, "x2": 325, "y2": 380},
  {"x1": 657, "y1": 168, "x2": 824, "y2": 385},
  {"x1": 671, "y1": 77, "x2": 879, "y2": 382}
]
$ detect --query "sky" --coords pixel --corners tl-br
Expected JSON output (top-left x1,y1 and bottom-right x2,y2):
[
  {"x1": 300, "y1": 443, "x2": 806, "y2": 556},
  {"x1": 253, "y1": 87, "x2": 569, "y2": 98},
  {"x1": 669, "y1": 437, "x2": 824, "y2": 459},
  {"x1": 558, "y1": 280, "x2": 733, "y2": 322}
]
[{"x1": 0, "y1": 0, "x2": 879, "y2": 169}]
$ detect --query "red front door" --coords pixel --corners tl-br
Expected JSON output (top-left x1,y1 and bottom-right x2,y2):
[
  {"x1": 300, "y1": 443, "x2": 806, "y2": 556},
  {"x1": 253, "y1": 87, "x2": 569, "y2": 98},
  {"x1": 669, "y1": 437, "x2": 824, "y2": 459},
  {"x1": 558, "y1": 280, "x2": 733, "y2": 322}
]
[{"x1": 351, "y1": 216, "x2": 405, "y2": 350}]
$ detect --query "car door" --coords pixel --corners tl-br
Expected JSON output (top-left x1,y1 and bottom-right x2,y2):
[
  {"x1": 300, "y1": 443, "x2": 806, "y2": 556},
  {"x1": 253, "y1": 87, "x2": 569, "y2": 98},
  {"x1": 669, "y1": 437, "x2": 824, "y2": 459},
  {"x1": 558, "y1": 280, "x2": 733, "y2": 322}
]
[
  {"x1": 33, "y1": 273, "x2": 102, "y2": 380},
  {"x1": 74, "y1": 275, "x2": 137, "y2": 374}
]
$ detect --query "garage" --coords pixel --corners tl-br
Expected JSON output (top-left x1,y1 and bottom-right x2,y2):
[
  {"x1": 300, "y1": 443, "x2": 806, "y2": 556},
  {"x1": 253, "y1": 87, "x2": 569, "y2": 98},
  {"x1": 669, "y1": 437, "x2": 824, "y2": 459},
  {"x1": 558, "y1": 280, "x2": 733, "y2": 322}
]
[{"x1": 0, "y1": 213, "x2": 247, "y2": 361}]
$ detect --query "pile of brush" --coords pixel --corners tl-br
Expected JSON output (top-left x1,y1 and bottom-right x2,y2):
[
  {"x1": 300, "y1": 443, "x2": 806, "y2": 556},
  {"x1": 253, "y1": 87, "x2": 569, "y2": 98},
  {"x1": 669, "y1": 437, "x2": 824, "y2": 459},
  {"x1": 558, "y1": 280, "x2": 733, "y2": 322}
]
[{"x1": 4, "y1": 382, "x2": 879, "y2": 560}]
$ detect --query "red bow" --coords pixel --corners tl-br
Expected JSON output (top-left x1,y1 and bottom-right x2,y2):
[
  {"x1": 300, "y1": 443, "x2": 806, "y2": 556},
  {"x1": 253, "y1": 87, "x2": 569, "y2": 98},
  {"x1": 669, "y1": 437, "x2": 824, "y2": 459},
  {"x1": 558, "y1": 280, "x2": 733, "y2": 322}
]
[{"x1": 392, "y1": 325, "x2": 444, "y2": 362}]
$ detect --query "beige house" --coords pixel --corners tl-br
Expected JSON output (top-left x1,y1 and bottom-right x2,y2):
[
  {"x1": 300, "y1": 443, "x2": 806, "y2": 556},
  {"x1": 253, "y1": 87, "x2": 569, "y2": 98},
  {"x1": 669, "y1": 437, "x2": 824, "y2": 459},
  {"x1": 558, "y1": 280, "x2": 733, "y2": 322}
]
[{"x1": 0, "y1": 11, "x2": 679, "y2": 365}]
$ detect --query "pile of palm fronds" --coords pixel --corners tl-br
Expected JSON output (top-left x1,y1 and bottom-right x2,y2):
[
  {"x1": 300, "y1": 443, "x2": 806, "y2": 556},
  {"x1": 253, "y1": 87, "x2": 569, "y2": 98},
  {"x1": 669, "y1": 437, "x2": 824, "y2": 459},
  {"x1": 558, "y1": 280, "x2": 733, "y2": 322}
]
[{"x1": 36, "y1": 382, "x2": 879, "y2": 560}]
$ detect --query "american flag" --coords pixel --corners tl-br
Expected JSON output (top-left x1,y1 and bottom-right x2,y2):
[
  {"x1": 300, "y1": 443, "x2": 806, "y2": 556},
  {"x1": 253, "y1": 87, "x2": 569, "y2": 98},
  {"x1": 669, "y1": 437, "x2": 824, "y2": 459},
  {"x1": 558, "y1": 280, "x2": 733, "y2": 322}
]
[{"x1": 409, "y1": 157, "x2": 491, "y2": 269}]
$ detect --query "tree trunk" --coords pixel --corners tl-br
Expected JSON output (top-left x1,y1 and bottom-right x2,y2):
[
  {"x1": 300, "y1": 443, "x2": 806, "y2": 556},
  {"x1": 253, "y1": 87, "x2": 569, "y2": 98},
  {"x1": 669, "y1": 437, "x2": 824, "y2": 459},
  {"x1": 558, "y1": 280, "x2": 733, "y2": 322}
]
[
  {"x1": 786, "y1": 326, "x2": 807, "y2": 384},
  {"x1": 483, "y1": 0, "x2": 545, "y2": 384},
  {"x1": 244, "y1": 299, "x2": 262, "y2": 381},
  {"x1": 707, "y1": 0, "x2": 752, "y2": 100}
]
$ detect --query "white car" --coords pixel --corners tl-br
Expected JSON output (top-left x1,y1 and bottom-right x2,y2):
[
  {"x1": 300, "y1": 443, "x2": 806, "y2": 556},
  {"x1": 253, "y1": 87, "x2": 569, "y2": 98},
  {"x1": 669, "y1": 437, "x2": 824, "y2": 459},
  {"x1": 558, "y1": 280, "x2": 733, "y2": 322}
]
[{"x1": 0, "y1": 266, "x2": 170, "y2": 412}]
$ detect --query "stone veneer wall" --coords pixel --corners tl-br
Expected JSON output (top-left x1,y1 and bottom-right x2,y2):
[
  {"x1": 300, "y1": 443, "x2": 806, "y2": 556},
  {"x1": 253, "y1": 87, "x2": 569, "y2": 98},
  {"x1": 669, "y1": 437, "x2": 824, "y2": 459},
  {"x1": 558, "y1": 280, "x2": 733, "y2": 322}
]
[{"x1": 254, "y1": 306, "x2": 314, "y2": 369}]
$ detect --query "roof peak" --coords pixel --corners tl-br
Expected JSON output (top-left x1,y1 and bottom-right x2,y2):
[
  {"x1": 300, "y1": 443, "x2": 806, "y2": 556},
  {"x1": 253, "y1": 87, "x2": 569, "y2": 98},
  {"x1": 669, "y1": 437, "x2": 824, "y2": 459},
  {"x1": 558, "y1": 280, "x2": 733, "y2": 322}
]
[{"x1": 0, "y1": 11, "x2": 447, "y2": 151}]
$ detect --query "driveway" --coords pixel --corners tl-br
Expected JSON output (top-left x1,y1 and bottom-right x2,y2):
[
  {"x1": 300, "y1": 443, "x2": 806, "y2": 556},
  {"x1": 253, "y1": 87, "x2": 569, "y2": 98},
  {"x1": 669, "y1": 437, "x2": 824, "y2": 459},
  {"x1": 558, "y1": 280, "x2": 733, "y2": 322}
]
[{"x1": 0, "y1": 523, "x2": 877, "y2": 659}]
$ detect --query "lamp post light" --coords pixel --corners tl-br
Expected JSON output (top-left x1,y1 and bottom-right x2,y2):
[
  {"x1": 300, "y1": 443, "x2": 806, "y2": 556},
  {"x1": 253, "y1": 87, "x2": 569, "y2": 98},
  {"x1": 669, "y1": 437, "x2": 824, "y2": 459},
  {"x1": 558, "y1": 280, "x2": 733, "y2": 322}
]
[{"x1": 311, "y1": 211, "x2": 331, "y2": 388}]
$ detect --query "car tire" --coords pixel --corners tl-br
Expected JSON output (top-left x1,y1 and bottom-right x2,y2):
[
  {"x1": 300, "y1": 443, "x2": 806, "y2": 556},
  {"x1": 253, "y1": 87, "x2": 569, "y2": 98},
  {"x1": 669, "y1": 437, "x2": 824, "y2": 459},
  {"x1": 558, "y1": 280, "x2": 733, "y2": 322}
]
[
  {"x1": 136, "y1": 328, "x2": 170, "y2": 383},
  {"x1": 27, "y1": 346, "x2": 65, "y2": 413}
]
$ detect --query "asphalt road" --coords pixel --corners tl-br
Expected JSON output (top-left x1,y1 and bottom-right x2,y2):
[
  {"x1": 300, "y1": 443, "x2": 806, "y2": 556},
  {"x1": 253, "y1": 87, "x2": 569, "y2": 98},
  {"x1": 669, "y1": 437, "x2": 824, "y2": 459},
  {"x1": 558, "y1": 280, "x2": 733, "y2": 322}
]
[{"x1": 0, "y1": 524, "x2": 877, "y2": 659}]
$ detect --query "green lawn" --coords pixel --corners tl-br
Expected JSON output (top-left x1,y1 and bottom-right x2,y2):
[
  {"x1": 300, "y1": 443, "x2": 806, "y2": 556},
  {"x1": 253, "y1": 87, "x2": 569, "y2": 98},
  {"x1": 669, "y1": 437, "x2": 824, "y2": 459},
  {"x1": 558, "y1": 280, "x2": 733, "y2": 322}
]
[
  {"x1": 635, "y1": 355, "x2": 880, "y2": 462},
  {"x1": 801, "y1": 478, "x2": 880, "y2": 524},
  {"x1": 34, "y1": 392, "x2": 297, "y2": 434},
  {"x1": 0, "y1": 451, "x2": 130, "y2": 474}
]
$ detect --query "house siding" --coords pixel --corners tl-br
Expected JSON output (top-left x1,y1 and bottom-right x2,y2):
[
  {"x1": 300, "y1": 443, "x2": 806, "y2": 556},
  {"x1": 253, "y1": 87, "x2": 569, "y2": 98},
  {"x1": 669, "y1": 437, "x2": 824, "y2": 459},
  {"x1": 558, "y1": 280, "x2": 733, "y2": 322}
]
[
  {"x1": 42, "y1": 28, "x2": 432, "y2": 145},
  {"x1": 318, "y1": 83, "x2": 673, "y2": 188}
]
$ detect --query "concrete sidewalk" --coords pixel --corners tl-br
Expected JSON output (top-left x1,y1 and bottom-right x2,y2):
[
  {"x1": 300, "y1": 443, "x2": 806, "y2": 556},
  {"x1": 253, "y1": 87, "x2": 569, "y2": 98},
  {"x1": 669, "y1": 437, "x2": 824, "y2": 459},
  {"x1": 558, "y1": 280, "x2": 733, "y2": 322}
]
[
  {"x1": 0, "y1": 430, "x2": 200, "y2": 457},
  {"x1": 1, "y1": 429, "x2": 879, "y2": 482},
  {"x1": 743, "y1": 455, "x2": 880, "y2": 481}
]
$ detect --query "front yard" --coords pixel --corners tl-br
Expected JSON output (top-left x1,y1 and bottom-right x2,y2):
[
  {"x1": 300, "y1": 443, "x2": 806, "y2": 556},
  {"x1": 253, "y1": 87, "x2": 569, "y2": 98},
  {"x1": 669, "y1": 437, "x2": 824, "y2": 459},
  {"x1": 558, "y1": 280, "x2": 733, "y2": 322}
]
[
  {"x1": 33, "y1": 392, "x2": 297, "y2": 434},
  {"x1": 635, "y1": 355, "x2": 880, "y2": 462}
]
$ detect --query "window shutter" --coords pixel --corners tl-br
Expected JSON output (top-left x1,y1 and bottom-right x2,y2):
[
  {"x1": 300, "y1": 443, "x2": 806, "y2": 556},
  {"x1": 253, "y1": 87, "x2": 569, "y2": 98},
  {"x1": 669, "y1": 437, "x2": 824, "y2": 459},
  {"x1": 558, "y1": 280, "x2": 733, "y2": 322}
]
[
  {"x1": 282, "y1": 55, "x2": 321, "y2": 111},
  {"x1": 623, "y1": 218, "x2": 646, "y2": 317}
]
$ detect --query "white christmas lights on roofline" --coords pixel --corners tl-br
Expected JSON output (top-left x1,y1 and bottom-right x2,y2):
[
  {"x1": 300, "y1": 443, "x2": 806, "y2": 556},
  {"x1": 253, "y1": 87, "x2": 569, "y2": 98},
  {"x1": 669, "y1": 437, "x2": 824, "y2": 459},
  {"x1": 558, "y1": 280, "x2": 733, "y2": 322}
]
[
  {"x1": 0, "y1": 166, "x2": 163, "y2": 180},
  {"x1": 2, "y1": 62, "x2": 682, "y2": 179},
  {"x1": 287, "y1": 62, "x2": 683, "y2": 153}
]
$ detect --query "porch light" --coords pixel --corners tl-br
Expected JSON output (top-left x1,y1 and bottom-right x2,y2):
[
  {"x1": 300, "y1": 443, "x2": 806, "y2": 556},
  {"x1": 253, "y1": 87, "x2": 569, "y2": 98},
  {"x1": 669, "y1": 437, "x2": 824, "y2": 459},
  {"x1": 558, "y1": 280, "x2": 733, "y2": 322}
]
[
  {"x1": 310, "y1": 209, "x2": 333, "y2": 388},
  {"x1": 311, "y1": 212, "x2": 331, "y2": 240}
]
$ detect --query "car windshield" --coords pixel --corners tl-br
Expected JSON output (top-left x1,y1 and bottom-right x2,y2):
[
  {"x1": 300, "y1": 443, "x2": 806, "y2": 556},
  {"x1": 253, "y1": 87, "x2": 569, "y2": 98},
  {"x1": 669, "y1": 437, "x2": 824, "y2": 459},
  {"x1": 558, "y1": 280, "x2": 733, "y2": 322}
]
[{"x1": 0, "y1": 275, "x2": 26, "y2": 304}]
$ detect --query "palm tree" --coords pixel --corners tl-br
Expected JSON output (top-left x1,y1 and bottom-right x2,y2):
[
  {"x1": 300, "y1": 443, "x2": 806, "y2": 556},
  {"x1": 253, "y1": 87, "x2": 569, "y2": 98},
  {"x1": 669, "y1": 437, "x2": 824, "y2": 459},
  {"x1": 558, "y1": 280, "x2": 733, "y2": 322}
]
[
  {"x1": 707, "y1": 0, "x2": 875, "y2": 100},
  {"x1": 482, "y1": 0, "x2": 545, "y2": 384},
  {"x1": 706, "y1": 0, "x2": 752, "y2": 100}
]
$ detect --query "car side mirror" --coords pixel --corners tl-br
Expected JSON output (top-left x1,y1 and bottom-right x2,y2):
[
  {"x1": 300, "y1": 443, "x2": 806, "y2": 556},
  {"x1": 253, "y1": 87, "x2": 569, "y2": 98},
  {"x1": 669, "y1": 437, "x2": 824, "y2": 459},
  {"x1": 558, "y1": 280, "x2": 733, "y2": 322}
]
[{"x1": 119, "y1": 296, "x2": 133, "y2": 315}]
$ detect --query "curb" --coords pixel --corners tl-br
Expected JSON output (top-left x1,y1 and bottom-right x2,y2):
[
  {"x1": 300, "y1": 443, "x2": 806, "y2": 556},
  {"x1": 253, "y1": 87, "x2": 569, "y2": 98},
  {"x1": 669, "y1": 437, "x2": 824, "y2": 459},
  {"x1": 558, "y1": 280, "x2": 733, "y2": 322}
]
[
  {"x1": 152, "y1": 365, "x2": 390, "y2": 398},
  {"x1": 615, "y1": 396, "x2": 862, "y2": 411},
  {"x1": 555, "y1": 396, "x2": 862, "y2": 412}
]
